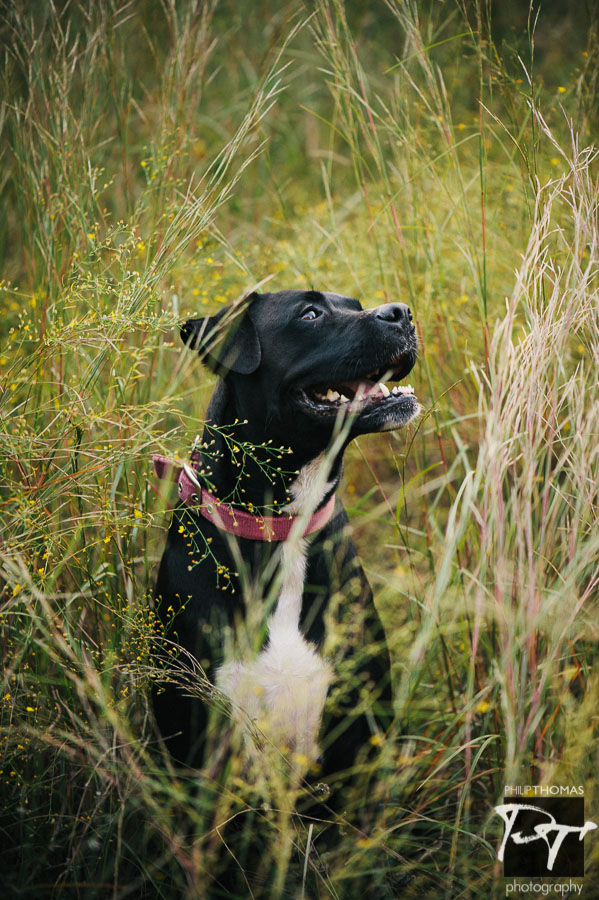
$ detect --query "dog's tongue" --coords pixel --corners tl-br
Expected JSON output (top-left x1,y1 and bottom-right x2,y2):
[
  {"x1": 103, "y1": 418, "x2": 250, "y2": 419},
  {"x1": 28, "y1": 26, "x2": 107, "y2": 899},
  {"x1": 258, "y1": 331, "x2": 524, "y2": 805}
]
[
  {"x1": 342, "y1": 379, "x2": 381, "y2": 400},
  {"x1": 316, "y1": 380, "x2": 377, "y2": 403}
]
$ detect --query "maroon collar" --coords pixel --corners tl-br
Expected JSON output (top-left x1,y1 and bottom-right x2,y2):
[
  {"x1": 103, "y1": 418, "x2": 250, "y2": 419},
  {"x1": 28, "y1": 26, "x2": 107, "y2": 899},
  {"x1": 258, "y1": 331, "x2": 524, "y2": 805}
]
[{"x1": 152, "y1": 454, "x2": 336, "y2": 542}]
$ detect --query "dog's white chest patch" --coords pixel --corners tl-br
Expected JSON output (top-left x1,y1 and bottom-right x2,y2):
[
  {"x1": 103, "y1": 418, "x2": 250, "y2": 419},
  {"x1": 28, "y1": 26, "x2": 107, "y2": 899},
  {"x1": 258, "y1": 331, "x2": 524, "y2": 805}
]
[{"x1": 215, "y1": 457, "x2": 334, "y2": 764}]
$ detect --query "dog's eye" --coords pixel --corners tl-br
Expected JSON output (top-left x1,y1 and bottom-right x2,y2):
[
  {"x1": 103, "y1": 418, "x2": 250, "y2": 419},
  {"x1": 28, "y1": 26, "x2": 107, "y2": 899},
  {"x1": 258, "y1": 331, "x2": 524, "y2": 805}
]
[{"x1": 301, "y1": 308, "x2": 320, "y2": 321}]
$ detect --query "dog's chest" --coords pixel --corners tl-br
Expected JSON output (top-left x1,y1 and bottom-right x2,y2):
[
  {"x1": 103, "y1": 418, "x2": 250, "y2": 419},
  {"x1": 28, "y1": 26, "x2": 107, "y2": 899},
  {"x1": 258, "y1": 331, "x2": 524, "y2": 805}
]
[{"x1": 215, "y1": 456, "x2": 335, "y2": 764}]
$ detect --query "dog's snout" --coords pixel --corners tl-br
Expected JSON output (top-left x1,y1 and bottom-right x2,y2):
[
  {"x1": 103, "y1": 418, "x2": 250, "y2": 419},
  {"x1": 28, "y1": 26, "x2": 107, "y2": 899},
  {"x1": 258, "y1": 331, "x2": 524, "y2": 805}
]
[{"x1": 373, "y1": 302, "x2": 413, "y2": 326}]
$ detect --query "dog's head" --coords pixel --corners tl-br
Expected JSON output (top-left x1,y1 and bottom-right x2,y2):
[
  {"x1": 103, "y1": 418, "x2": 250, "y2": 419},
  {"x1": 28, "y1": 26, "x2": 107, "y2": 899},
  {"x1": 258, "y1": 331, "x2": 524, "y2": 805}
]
[{"x1": 181, "y1": 289, "x2": 420, "y2": 453}]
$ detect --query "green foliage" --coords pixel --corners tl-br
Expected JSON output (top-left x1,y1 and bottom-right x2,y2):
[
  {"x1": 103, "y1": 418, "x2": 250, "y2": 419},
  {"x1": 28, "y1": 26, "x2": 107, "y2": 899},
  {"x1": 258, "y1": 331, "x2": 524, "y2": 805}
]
[{"x1": 1, "y1": 0, "x2": 598, "y2": 897}]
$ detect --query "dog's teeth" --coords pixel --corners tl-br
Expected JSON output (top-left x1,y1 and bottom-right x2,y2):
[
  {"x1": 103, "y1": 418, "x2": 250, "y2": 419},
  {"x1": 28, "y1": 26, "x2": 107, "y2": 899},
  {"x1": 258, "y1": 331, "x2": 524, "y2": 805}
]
[
  {"x1": 391, "y1": 385, "x2": 399, "y2": 395},
  {"x1": 379, "y1": 382, "x2": 390, "y2": 397},
  {"x1": 340, "y1": 394, "x2": 350, "y2": 403},
  {"x1": 326, "y1": 389, "x2": 340, "y2": 401}
]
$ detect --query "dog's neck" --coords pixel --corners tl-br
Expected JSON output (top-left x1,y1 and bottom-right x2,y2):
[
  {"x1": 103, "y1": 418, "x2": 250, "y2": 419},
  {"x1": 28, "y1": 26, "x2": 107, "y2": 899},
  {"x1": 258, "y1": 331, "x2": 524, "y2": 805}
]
[{"x1": 196, "y1": 380, "x2": 342, "y2": 514}]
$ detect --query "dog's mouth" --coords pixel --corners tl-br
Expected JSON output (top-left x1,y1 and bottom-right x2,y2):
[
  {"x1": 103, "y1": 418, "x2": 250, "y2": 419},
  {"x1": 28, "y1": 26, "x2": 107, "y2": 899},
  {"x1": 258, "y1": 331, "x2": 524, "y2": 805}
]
[{"x1": 295, "y1": 353, "x2": 419, "y2": 425}]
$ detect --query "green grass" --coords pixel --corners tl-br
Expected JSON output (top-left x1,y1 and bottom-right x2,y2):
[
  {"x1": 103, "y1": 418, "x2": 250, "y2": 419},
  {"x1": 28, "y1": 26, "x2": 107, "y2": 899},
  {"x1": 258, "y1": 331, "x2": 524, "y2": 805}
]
[{"x1": 1, "y1": 1, "x2": 598, "y2": 897}]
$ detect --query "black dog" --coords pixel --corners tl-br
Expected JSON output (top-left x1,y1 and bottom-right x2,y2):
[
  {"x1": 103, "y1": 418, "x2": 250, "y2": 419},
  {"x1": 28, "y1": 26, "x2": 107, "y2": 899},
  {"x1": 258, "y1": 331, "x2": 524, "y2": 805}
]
[{"x1": 153, "y1": 289, "x2": 418, "y2": 793}]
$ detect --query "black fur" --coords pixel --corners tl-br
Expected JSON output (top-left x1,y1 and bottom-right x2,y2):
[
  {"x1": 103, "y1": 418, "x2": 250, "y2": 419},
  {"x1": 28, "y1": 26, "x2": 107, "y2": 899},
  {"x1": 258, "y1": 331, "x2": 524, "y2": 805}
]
[{"x1": 153, "y1": 289, "x2": 418, "y2": 788}]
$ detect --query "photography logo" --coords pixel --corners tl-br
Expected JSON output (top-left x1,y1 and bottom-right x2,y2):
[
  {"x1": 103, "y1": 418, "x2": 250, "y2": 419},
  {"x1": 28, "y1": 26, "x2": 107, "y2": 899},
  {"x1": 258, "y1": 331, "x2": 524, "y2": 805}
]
[{"x1": 494, "y1": 797, "x2": 596, "y2": 877}]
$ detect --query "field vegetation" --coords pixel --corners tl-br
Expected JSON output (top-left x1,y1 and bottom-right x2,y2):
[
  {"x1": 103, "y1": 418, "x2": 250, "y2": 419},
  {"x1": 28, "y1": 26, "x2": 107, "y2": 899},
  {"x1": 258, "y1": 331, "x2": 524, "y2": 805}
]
[{"x1": 1, "y1": 1, "x2": 598, "y2": 897}]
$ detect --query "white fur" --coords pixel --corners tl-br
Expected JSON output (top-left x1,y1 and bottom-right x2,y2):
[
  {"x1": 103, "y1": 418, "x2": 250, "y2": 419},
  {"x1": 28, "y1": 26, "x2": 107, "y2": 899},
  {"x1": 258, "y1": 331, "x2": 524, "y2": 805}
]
[
  {"x1": 215, "y1": 456, "x2": 335, "y2": 764},
  {"x1": 216, "y1": 622, "x2": 332, "y2": 761},
  {"x1": 282, "y1": 452, "x2": 334, "y2": 514}
]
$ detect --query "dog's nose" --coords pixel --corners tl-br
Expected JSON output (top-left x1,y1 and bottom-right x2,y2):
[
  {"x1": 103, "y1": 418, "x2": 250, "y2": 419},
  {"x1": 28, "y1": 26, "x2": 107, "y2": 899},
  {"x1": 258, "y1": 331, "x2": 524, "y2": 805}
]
[{"x1": 373, "y1": 302, "x2": 413, "y2": 325}]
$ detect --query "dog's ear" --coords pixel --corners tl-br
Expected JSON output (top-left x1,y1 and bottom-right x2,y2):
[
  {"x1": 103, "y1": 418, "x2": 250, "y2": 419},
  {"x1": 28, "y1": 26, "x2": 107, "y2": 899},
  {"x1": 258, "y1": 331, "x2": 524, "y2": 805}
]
[{"x1": 179, "y1": 296, "x2": 261, "y2": 375}]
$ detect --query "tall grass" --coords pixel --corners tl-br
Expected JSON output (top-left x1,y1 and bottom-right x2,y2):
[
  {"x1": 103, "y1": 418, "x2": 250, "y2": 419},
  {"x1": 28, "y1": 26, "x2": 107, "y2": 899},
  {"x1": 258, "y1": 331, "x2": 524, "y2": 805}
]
[{"x1": 1, "y1": 1, "x2": 598, "y2": 897}]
